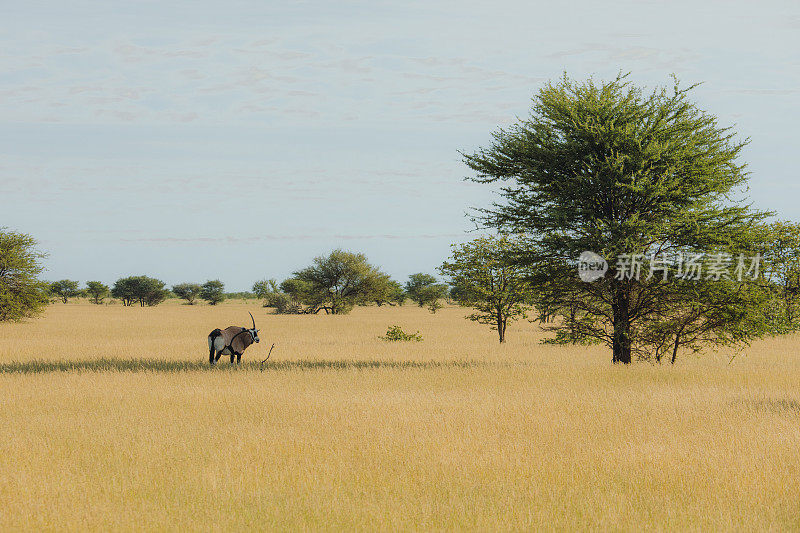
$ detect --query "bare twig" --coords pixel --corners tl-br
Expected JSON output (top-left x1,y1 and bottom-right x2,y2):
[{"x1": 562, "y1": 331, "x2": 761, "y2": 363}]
[{"x1": 260, "y1": 344, "x2": 275, "y2": 372}]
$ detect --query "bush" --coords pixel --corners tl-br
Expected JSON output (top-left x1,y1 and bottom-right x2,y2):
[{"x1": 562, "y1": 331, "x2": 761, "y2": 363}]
[
  {"x1": 225, "y1": 291, "x2": 255, "y2": 300},
  {"x1": 253, "y1": 279, "x2": 302, "y2": 313},
  {"x1": 379, "y1": 325, "x2": 423, "y2": 342},
  {"x1": 266, "y1": 292, "x2": 302, "y2": 314},
  {"x1": 427, "y1": 300, "x2": 443, "y2": 314}
]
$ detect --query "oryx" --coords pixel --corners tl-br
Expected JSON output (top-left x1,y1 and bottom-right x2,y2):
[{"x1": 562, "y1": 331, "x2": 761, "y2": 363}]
[{"x1": 208, "y1": 312, "x2": 260, "y2": 365}]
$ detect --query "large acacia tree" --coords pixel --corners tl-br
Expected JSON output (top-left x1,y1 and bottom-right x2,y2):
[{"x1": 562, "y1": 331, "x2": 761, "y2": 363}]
[{"x1": 464, "y1": 74, "x2": 769, "y2": 363}]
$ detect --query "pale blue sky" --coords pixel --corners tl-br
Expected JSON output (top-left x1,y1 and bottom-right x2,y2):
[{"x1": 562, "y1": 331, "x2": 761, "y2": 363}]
[{"x1": 2, "y1": 0, "x2": 798, "y2": 290}]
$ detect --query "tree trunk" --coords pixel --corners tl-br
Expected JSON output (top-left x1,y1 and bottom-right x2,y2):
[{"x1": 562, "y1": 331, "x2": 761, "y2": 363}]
[
  {"x1": 612, "y1": 289, "x2": 632, "y2": 364},
  {"x1": 670, "y1": 332, "x2": 681, "y2": 364},
  {"x1": 497, "y1": 311, "x2": 506, "y2": 343}
]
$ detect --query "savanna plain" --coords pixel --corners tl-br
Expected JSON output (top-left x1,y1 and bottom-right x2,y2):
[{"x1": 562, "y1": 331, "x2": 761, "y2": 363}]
[{"x1": 1, "y1": 300, "x2": 799, "y2": 531}]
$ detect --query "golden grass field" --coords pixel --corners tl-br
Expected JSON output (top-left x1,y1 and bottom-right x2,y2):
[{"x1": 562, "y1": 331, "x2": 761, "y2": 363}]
[{"x1": 1, "y1": 299, "x2": 799, "y2": 531}]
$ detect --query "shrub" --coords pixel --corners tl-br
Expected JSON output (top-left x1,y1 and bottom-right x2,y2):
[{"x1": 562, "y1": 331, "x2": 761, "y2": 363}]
[
  {"x1": 253, "y1": 279, "x2": 302, "y2": 314},
  {"x1": 267, "y1": 292, "x2": 302, "y2": 314},
  {"x1": 427, "y1": 300, "x2": 443, "y2": 314},
  {"x1": 379, "y1": 325, "x2": 423, "y2": 342}
]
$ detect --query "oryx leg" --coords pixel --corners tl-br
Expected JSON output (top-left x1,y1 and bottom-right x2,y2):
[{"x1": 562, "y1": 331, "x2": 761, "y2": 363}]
[
  {"x1": 209, "y1": 347, "x2": 215, "y2": 365},
  {"x1": 230, "y1": 352, "x2": 235, "y2": 364},
  {"x1": 214, "y1": 351, "x2": 223, "y2": 363},
  {"x1": 236, "y1": 354, "x2": 242, "y2": 364}
]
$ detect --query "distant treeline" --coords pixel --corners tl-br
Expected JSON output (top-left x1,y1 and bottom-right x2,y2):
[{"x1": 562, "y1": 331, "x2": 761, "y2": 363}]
[
  {"x1": 44, "y1": 250, "x2": 452, "y2": 313},
  {"x1": 47, "y1": 278, "x2": 257, "y2": 307}
]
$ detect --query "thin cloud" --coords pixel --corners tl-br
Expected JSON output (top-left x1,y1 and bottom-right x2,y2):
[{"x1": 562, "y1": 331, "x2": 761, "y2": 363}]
[
  {"x1": 121, "y1": 233, "x2": 466, "y2": 244},
  {"x1": 724, "y1": 88, "x2": 800, "y2": 95},
  {"x1": 547, "y1": 43, "x2": 700, "y2": 69}
]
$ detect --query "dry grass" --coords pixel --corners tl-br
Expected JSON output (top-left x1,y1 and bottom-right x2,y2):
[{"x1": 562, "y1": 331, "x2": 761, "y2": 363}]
[{"x1": 1, "y1": 300, "x2": 799, "y2": 530}]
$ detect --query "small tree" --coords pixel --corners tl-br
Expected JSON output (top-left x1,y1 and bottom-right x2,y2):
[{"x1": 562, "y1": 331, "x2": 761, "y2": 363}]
[
  {"x1": 252, "y1": 279, "x2": 276, "y2": 303},
  {"x1": 111, "y1": 276, "x2": 169, "y2": 307},
  {"x1": 0, "y1": 229, "x2": 49, "y2": 322},
  {"x1": 292, "y1": 250, "x2": 392, "y2": 314},
  {"x1": 756, "y1": 221, "x2": 800, "y2": 328},
  {"x1": 111, "y1": 277, "x2": 136, "y2": 306},
  {"x1": 373, "y1": 279, "x2": 406, "y2": 306},
  {"x1": 85, "y1": 281, "x2": 109, "y2": 305},
  {"x1": 440, "y1": 235, "x2": 532, "y2": 343},
  {"x1": 141, "y1": 278, "x2": 169, "y2": 306},
  {"x1": 404, "y1": 273, "x2": 448, "y2": 308},
  {"x1": 172, "y1": 283, "x2": 202, "y2": 305},
  {"x1": 201, "y1": 279, "x2": 225, "y2": 305},
  {"x1": 50, "y1": 280, "x2": 81, "y2": 304}
]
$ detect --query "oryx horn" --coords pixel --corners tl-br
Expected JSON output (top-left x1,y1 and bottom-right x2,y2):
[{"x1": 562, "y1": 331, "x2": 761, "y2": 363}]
[{"x1": 249, "y1": 311, "x2": 256, "y2": 329}]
